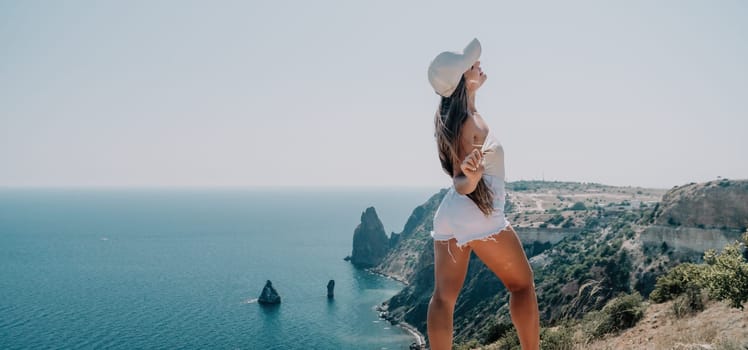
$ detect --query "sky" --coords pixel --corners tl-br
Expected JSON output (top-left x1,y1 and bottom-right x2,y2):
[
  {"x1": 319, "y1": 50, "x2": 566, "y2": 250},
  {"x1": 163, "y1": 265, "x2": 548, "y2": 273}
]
[{"x1": 1, "y1": 0, "x2": 747, "y2": 189}]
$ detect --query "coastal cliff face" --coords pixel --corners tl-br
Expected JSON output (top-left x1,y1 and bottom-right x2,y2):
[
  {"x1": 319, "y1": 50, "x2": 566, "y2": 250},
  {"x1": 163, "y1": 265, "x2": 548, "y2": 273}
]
[
  {"x1": 371, "y1": 186, "x2": 583, "y2": 342},
  {"x1": 363, "y1": 179, "x2": 748, "y2": 347},
  {"x1": 371, "y1": 189, "x2": 447, "y2": 283},
  {"x1": 350, "y1": 207, "x2": 389, "y2": 268}
]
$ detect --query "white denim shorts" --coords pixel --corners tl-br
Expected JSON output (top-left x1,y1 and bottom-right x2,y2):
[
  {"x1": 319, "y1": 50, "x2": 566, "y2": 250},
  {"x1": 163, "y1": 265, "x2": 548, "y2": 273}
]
[{"x1": 430, "y1": 176, "x2": 510, "y2": 262}]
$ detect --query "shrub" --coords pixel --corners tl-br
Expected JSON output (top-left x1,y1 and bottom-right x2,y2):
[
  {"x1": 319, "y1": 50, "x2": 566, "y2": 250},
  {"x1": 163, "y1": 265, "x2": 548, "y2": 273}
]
[
  {"x1": 649, "y1": 263, "x2": 704, "y2": 303},
  {"x1": 547, "y1": 214, "x2": 564, "y2": 226},
  {"x1": 581, "y1": 310, "x2": 606, "y2": 342},
  {"x1": 584, "y1": 217, "x2": 600, "y2": 230},
  {"x1": 701, "y1": 237, "x2": 748, "y2": 310},
  {"x1": 511, "y1": 183, "x2": 529, "y2": 191},
  {"x1": 454, "y1": 339, "x2": 480, "y2": 350},
  {"x1": 570, "y1": 201, "x2": 587, "y2": 210},
  {"x1": 583, "y1": 292, "x2": 644, "y2": 339},
  {"x1": 562, "y1": 218, "x2": 575, "y2": 228},
  {"x1": 490, "y1": 327, "x2": 520, "y2": 350},
  {"x1": 660, "y1": 241, "x2": 669, "y2": 253},
  {"x1": 622, "y1": 227, "x2": 635, "y2": 239},
  {"x1": 481, "y1": 321, "x2": 514, "y2": 344},
  {"x1": 671, "y1": 284, "x2": 705, "y2": 318},
  {"x1": 540, "y1": 326, "x2": 575, "y2": 350},
  {"x1": 650, "y1": 233, "x2": 748, "y2": 310},
  {"x1": 603, "y1": 292, "x2": 644, "y2": 330}
]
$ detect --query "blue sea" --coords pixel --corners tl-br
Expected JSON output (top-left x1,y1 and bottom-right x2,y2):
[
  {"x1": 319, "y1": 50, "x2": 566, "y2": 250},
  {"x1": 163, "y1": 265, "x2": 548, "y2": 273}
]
[{"x1": 0, "y1": 187, "x2": 439, "y2": 349}]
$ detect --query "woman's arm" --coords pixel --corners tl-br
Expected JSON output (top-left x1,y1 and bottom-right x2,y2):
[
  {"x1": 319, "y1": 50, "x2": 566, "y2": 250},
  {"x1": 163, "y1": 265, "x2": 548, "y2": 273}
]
[
  {"x1": 453, "y1": 173, "x2": 480, "y2": 195},
  {"x1": 453, "y1": 148, "x2": 484, "y2": 195}
]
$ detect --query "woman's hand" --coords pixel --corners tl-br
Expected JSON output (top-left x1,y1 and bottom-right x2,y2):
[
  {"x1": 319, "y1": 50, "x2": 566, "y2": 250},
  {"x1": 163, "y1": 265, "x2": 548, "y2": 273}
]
[{"x1": 460, "y1": 148, "x2": 484, "y2": 181}]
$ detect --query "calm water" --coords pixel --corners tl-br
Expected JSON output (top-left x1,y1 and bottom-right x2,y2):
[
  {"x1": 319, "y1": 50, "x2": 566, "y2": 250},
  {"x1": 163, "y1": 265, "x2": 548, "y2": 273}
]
[{"x1": 0, "y1": 187, "x2": 439, "y2": 349}]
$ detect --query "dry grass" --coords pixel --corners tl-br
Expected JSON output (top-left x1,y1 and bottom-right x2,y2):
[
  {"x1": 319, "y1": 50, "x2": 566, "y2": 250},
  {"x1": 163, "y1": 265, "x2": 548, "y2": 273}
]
[
  {"x1": 473, "y1": 299, "x2": 748, "y2": 350},
  {"x1": 582, "y1": 299, "x2": 748, "y2": 350}
]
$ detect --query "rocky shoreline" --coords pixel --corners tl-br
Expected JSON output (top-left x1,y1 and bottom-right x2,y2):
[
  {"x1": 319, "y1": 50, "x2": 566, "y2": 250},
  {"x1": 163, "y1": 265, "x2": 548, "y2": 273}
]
[
  {"x1": 375, "y1": 300, "x2": 426, "y2": 349},
  {"x1": 368, "y1": 267, "x2": 410, "y2": 286},
  {"x1": 347, "y1": 207, "x2": 427, "y2": 346},
  {"x1": 399, "y1": 320, "x2": 426, "y2": 348}
]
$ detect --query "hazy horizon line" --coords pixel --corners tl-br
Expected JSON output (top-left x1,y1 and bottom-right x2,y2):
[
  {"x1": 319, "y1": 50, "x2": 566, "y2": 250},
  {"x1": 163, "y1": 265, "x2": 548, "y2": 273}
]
[{"x1": 4, "y1": 178, "x2": 728, "y2": 191}]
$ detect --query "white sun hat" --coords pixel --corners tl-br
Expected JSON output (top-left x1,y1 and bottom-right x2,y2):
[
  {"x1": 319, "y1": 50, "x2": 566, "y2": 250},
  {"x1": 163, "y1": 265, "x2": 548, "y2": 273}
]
[{"x1": 427, "y1": 38, "x2": 482, "y2": 97}]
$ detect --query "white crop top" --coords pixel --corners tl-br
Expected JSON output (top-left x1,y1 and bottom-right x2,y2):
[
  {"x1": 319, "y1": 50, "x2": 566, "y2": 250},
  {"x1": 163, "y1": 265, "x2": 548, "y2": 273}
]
[{"x1": 431, "y1": 130, "x2": 510, "y2": 244}]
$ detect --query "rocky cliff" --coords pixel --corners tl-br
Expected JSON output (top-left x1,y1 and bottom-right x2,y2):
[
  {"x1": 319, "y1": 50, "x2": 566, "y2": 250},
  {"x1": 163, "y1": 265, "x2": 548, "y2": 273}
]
[
  {"x1": 350, "y1": 207, "x2": 390, "y2": 268},
  {"x1": 371, "y1": 189, "x2": 447, "y2": 283},
  {"x1": 641, "y1": 179, "x2": 748, "y2": 254},
  {"x1": 652, "y1": 179, "x2": 748, "y2": 229},
  {"x1": 362, "y1": 179, "x2": 748, "y2": 347},
  {"x1": 641, "y1": 225, "x2": 744, "y2": 253},
  {"x1": 370, "y1": 187, "x2": 583, "y2": 343}
]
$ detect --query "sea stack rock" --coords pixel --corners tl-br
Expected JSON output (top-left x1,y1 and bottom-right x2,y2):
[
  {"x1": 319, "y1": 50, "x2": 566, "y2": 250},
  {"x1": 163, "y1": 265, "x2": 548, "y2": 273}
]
[
  {"x1": 327, "y1": 280, "x2": 335, "y2": 298},
  {"x1": 257, "y1": 280, "x2": 281, "y2": 305},
  {"x1": 350, "y1": 207, "x2": 389, "y2": 268}
]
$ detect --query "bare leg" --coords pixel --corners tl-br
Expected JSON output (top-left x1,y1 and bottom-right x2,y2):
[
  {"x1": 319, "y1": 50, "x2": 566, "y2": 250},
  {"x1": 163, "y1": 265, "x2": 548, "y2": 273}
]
[
  {"x1": 427, "y1": 238, "x2": 472, "y2": 350},
  {"x1": 468, "y1": 226, "x2": 540, "y2": 350}
]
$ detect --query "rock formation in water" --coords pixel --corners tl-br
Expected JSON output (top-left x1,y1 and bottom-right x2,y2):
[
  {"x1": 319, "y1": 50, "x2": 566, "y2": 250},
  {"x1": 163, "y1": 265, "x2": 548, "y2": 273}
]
[
  {"x1": 327, "y1": 280, "x2": 335, "y2": 298},
  {"x1": 350, "y1": 207, "x2": 389, "y2": 268},
  {"x1": 257, "y1": 280, "x2": 281, "y2": 305}
]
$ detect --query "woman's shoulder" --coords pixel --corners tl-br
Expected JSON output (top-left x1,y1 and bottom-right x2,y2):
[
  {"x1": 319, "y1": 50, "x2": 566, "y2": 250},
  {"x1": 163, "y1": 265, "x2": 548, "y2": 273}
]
[{"x1": 461, "y1": 112, "x2": 490, "y2": 142}]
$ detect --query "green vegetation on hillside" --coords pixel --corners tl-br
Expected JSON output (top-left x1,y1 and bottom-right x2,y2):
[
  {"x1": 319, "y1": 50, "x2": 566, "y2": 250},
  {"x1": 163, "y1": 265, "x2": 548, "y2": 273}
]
[
  {"x1": 650, "y1": 231, "x2": 748, "y2": 310},
  {"x1": 462, "y1": 292, "x2": 643, "y2": 349},
  {"x1": 580, "y1": 292, "x2": 644, "y2": 341},
  {"x1": 382, "y1": 179, "x2": 747, "y2": 348},
  {"x1": 533, "y1": 211, "x2": 640, "y2": 322}
]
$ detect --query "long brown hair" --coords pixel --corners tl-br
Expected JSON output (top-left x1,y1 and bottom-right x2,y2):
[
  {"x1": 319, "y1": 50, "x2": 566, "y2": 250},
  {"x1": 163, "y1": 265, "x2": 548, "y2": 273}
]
[{"x1": 434, "y1": 76, "x2": 494, "y2": 216}]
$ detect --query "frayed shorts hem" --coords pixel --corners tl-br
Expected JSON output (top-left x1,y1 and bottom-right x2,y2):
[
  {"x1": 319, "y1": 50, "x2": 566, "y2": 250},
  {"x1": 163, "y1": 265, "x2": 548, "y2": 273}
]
[{"x1": 430, "y1": 223, "x2": 512, "y2": 263}]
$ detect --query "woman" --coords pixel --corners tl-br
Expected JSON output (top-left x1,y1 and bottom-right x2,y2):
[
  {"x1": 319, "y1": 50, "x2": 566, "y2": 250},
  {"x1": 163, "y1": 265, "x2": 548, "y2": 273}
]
[{"x1": 426, "y1": 38, "x2": 540, "y2": 349}]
